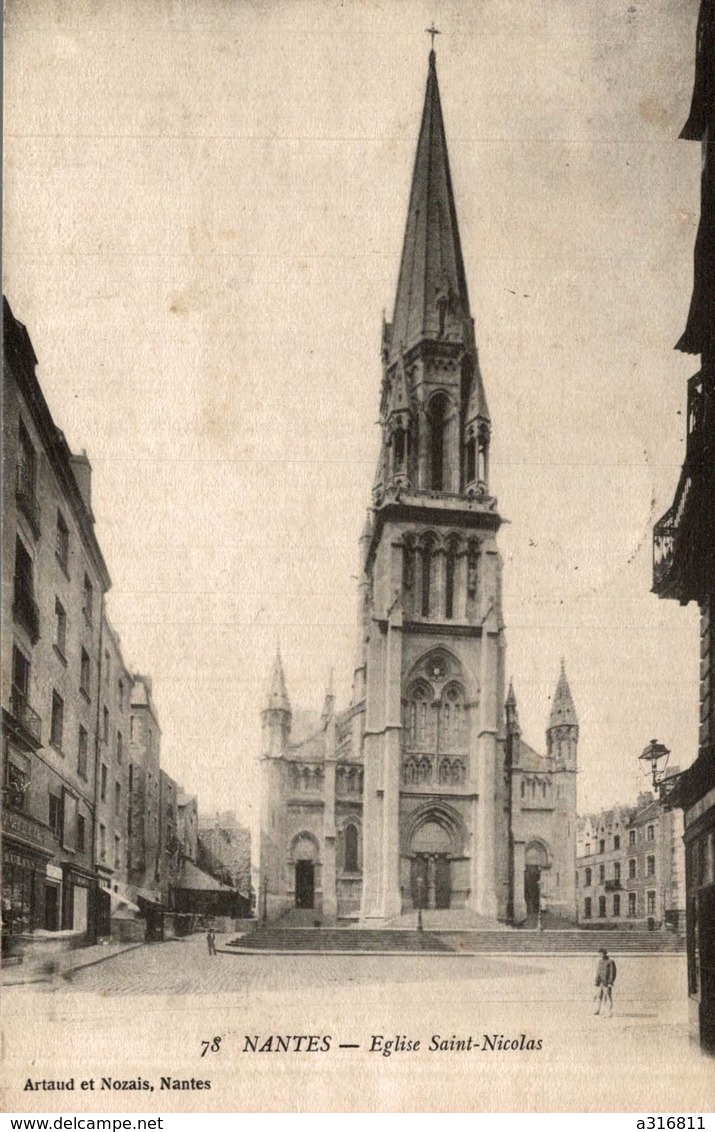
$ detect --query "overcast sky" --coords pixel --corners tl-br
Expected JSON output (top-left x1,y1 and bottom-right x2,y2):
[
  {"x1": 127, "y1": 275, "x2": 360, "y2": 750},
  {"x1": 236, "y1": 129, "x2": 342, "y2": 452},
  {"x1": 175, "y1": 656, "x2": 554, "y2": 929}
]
[{"x1": 4, "y1": 0, "x2": 703, "y2": 831}]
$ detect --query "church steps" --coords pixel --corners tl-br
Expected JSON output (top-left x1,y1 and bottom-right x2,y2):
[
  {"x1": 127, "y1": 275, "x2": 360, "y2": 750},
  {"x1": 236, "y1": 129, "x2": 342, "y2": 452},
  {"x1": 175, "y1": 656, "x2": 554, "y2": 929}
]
[{"x1": 225, "y1": 928, "x2": 684, "y2": 954}]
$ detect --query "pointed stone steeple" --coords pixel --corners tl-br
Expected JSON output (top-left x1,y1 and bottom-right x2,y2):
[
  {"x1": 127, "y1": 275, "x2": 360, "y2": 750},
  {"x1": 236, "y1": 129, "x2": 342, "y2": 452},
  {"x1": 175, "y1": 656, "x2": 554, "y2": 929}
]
[
  {"x1": 375, "y1": 47, "x2": 493, "y2": 505},
  {"x1": 548, "y1": 659, "x2": 578, "y2": 730},
  {"x1": 505, "y1": 679, "x2": 521, "y2": 769},
  {"x1": 390, "y1": 49, "x2": 472, "y2": 357},
  {"x1": 265, "y1": 647, "x2": 290, "y2": 715},
  {"x1": 262, "y1": 647, "x2": 291, "y2": 757},
  {"x1": 506, "y1": 678, "x2": 522, "y2": 735},
  {"x1": 321, "y1": 668, "x2": 335, "y2": 724}
]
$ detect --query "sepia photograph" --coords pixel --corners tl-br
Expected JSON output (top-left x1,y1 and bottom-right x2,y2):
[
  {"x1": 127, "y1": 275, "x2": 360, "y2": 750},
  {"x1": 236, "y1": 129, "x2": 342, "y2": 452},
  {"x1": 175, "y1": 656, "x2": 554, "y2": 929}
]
[{"x1": 2, "y1": 0, "x2": 713, "y2": 1114}]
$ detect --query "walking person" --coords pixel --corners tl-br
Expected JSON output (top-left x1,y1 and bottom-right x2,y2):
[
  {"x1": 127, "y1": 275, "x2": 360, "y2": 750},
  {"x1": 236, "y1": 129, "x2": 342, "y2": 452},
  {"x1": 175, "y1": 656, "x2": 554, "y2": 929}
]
[
  {"x1": 207, "y1": 927, "x2": 217, "y2": 956},
  {"x1": 594, "y1": 947, "x2": 616, "y2": 1016}
]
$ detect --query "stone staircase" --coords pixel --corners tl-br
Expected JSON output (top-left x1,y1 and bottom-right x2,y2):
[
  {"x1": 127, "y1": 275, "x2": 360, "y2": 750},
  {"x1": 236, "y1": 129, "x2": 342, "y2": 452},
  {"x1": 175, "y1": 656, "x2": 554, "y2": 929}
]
[{"x1": 225, "y1": 926, "x2": 685, "y2": 954}]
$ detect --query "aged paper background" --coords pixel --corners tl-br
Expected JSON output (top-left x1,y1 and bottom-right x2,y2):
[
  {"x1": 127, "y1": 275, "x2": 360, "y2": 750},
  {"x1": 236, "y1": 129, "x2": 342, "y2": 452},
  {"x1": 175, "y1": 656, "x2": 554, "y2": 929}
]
[{"x1": 2, "y1": 0, "x2": 713, "y2": 1113}]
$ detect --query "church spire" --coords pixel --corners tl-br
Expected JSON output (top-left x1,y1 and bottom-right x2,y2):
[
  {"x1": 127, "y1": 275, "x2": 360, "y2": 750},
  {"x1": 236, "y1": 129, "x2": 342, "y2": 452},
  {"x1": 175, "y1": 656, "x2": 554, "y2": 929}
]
[
  {"x1": 548, "y1": 659, "x2": 578, "y2": 730},
  {"x1": 388, "y1": 48, "x2": 473, "y2": 361},
  {"x1": 374, "y1": 46, "x2": 493, "y2": 506},
  {"x1": 505, "y1": 678, "x2": 521, "y2": 737},
  {"x1": 265, "y1": 647, "x2": 291, "y2": 715}
]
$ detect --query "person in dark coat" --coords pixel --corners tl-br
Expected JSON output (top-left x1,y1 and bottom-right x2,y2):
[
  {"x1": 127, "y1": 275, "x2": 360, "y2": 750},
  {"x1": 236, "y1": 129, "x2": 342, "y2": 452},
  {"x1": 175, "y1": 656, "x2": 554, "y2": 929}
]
[
  {"x1": 594, "y1": 947, "x2": 617, "y2": 1016},
  {"x1": 207, "y1": 928, "x2": 217, "y2": 956}
]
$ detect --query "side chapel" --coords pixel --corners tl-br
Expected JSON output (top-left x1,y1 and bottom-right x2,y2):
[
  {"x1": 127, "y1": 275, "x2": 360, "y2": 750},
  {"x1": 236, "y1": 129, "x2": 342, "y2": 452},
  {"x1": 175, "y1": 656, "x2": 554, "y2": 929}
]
[{"x1": 259, "y1": 47, "x2": 578, "y2": 926}]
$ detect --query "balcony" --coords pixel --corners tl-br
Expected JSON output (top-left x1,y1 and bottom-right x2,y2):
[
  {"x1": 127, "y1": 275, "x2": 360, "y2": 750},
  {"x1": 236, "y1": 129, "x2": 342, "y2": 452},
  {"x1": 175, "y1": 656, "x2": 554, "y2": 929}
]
[
  {"x1": 652, "y1": 373, "x2": 711, "y2": 603},
  {"x1": 6, "y1": 686, "x2": 42, "y2": 749},
  {"x1": 686, "y1": 373, "x2": 704, "y2": 468},
  {"x1": 12, "y1": 586, "x2": 40, "y2": 643},
  {"x1": 604, "y1": 879, "x2": 622, "y2": 892},
  {"x1": 15, "y1": 466, "x2": 41, "y2": 536}
]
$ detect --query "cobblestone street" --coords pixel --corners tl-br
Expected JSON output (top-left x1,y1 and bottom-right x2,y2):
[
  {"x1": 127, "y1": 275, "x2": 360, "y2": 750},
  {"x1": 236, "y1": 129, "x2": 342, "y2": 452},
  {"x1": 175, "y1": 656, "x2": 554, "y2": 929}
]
[
  {"x1": 4, "y1": 935, "x2": 711, "y2": 1112},
  {"x1": 28, "y1": 932, "x2": 691, "y2": 1007}
]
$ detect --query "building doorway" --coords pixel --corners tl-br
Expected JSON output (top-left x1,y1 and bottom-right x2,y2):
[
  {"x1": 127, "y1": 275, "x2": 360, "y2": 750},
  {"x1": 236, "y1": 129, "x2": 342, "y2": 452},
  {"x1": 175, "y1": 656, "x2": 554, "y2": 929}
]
[
  {"x1": 524, "y1": 865, "x2": 541, "y2": 917},
  {"x1": 524, "y1": 840, "x2": 549, "y2": 920},
  {"x1": 410, "y1": 854, "x2": 451, "y2": 910},
  {"x1": 295, "y1": 861, "x2": 315, "y2": 909},
  {"x1": 45, "y1": 883, "x2": 59, "y2": 931}
]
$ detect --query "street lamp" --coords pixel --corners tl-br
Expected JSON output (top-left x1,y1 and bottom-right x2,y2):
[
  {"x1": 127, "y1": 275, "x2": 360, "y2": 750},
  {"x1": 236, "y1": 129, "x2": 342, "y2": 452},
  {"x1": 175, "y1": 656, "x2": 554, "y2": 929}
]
[
  {"x1": 416, "y1": 875, "x2": 425, "y2": 933},
  {"x1": 638, "y1": 739, "x2": 672, "y2": 795}
]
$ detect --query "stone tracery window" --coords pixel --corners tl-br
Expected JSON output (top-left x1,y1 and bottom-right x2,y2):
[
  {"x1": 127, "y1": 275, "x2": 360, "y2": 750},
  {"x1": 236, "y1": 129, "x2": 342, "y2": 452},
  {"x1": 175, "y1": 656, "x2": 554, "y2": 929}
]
[{"x1": 438, "y1": 682, "x2": 465, "y2": 752}]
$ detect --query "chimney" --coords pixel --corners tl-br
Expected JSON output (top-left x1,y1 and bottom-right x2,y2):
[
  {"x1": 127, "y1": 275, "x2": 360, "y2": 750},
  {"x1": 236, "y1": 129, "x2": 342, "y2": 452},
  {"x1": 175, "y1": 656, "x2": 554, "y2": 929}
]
[{"x1": 69, "y1": 449, "x2": 93, "y2": 515}]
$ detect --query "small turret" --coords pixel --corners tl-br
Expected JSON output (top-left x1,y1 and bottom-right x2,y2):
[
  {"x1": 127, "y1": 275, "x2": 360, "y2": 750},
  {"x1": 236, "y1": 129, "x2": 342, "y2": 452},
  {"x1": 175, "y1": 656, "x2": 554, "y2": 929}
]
[
  {"x1": 321, "y1": 668, "x2": 336, "y2": 726},
  {"x1": 546, "y1": 659, "x2": 578, "y2": 768},
  {"x1": 505, "y1": 678, "x2": 521, "y2": 768},
  {"x1": 262, "y1": 648, "x2": 291, "y2": 757},
  {"x1": 505, "y1": 678, "x2": 520, "y2": 735}
]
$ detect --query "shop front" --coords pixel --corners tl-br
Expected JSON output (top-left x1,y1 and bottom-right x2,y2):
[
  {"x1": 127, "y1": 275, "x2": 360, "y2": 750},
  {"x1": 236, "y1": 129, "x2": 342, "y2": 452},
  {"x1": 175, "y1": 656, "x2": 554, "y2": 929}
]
[
  {"x1": 1, "y1": 807, "x2": 55, "y2": 956},
  {"x1": 61, "y1": 864, "x2": 100, "y2": 945}
]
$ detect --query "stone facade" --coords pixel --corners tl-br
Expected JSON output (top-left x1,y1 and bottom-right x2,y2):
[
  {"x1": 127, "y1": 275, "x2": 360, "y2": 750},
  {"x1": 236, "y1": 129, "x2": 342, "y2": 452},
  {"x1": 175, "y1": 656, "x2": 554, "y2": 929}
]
[
  {"x1": 2, "y1": 299, "x2": 111, "y2": 948},
  {"x1": 259, "y1": 51, "x2": 578, "y2": 927},
  {"x1": 651, "y1": 0, "x2": 714, "y2": 1053},
  {"x1": 95, "y1": 615, "x2": 134, "y2": 924},
  {"x1": 577, "y1": 795, "x2": 686, "y2": 930},
  {"x1": 198, "y1": 811, "x2": 251, "y2": 900}
]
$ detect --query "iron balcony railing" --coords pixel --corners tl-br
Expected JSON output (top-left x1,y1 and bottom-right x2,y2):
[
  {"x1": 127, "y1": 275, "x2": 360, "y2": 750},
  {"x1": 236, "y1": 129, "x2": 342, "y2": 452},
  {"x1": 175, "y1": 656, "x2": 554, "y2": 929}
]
[
  {"x1": 686, "y1": 372, "x2": 704, "y2": 467},
  {"x1": 604, "y1": 879, "x2": 622, "y2": 892},
  {"x1": 652, "y1": 374, "x2": 706, "y2": 595},
  {"x1": 15, "y1": 465, "x2": 41, "y2": 535},
  {"x1": 9, "y1": 685, "x2": 42, "y2": 745}
]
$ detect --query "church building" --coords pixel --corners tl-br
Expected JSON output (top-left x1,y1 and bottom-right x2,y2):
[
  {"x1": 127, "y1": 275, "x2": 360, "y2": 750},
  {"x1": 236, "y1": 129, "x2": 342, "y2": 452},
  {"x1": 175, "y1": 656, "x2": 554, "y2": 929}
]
[{"x1": 259, "y1": 48, "x2": 578, "y2": 927}]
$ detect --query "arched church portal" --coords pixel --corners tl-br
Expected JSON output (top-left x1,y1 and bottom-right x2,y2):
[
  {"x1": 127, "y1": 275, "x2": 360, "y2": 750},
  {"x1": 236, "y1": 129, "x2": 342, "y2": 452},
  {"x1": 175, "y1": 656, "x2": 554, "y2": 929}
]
[
  {"x1": 524, "y1": 840, "x2": 549, "y2": 918},
  {"x1": 404, "y1": 806, "x2": 466, "y2": 911},
  {"x1": 291, "y1": 833, "x2": 319, "y2": 910}
]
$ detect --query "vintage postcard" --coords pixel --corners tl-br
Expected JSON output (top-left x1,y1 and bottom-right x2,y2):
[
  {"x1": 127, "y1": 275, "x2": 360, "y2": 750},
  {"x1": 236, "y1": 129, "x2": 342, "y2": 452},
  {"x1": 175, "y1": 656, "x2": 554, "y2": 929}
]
[{"x1": 2, "y1": 0, "x2": 713, "y2": 1115}]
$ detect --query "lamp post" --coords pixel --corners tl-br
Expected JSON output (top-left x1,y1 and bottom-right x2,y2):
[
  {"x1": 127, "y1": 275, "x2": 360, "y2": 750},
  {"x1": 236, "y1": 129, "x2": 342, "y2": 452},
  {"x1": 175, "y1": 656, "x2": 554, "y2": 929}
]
[
  {"x1": 638, "y1": 739, "x2": 672, "y2": 795},
  {"x1": 416, "y1": 875, "x2": 425, "y2": 932},
  {"x1": 638, "y1": 740, "x2": 676, "y2": 932}
]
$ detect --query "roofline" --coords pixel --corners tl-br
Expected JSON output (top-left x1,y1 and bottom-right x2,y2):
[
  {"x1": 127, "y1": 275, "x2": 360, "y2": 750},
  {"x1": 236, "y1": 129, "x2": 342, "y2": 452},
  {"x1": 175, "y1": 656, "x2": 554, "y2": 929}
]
[{"x1": 3, "y1": 296, "x2": 112, "y2": 592}]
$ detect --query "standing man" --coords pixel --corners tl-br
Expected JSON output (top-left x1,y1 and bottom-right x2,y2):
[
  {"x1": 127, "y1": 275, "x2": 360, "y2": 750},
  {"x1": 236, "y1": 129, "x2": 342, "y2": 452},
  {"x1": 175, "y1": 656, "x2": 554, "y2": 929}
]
[
  {"x1": 594, "y1": 947, "x2": 617, "y2": 1016},
  {"x1": 207, "y1": 927, "x2": 217, "y2": 956}
]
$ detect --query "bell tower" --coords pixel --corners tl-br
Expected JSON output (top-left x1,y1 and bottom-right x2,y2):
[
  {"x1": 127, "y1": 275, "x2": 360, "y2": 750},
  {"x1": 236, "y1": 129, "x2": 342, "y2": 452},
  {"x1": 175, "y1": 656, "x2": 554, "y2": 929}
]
[{"x1": 358, "y1": 46, "x2": 508, "y2": 923}]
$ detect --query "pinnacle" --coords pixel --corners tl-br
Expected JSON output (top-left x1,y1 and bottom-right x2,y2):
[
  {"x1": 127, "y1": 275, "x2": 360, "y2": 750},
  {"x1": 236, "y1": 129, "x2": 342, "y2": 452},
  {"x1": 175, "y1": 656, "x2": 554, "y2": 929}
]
[
  {"x1": 548, "y1": 660, "x2": 578, "y2": 729},
  {"x1": 265, "y1": 647, "x2": 290, "y2": 714}
]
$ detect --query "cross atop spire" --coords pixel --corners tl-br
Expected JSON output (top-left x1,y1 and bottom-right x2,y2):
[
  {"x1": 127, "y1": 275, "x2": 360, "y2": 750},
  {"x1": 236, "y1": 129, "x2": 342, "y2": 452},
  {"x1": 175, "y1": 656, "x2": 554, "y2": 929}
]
[{"x1": 425, "y1": 22, "x2": 441, "y2": 51}]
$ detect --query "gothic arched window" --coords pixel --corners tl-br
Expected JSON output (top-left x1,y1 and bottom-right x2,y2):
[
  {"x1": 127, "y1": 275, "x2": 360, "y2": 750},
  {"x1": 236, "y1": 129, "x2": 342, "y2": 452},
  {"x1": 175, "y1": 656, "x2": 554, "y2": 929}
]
[
  {"x1": 402, "y1": 534, "x2": 415, "y2": 611},
  {"x1": 477, "y1": 423, "x2": 490, "y2": 484},
  {"x1": 466, "y1": 433, "x2": 476, "y2": 484},
  {"x1": 394, "y1": 426, "x2": 406, "y2": 469},
  {"x1": 445, "y1": 537, "x2": 458, "y2": 620},
  {"x1": 344, "y1": 824, "x2": 359, "y2": 872},
  {"x1": 420, "y1": 536, "x2": 436, "y2": 617},
  {"x1": 438, "y1": 683, "x2": 465, "y2": 752},
  {"x1": 403, "y1": 680, "x2": 434, "y2": 749},
  {"x1": 428, "y1": 394, "x2": 451, "y2": 491}
]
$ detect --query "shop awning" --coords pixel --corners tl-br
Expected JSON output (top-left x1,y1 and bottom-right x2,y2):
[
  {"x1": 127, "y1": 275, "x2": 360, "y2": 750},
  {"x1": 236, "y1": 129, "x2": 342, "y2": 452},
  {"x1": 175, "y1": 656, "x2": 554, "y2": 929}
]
[
  {"x1": 110, "y1": 892, "x2": 141, "y2": 916},
  {"x1": 174, "y1": 861, "x2": 236, "y2": 893}
]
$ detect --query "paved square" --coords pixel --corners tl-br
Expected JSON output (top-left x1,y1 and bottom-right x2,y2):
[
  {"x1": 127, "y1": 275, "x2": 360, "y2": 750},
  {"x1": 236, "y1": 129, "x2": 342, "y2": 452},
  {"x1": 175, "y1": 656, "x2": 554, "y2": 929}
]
[{"x1": 3, "y1": 935, "x2": 711, "y2": 1112}]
